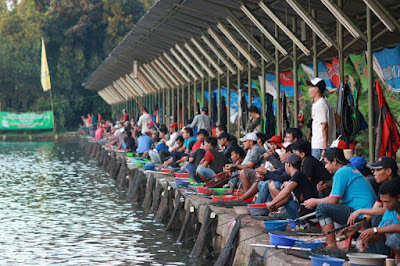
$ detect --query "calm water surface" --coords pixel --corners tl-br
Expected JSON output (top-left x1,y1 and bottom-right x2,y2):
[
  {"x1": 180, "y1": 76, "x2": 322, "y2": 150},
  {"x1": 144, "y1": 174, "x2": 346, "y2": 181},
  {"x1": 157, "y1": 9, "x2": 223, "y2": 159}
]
[{"x1": 0, "y1": 142, "x2": 211, "y2": 265}]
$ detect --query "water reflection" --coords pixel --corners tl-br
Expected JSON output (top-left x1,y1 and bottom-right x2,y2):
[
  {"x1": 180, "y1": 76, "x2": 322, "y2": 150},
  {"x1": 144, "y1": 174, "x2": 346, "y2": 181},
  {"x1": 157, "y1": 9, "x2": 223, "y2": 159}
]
[{"x1": 0, "y1": 142, "x2": 210, "y2": 265}]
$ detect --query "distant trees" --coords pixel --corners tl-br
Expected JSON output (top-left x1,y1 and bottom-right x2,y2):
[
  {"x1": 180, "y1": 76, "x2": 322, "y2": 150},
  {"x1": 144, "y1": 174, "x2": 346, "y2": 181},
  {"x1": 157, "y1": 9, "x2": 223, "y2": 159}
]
[{"x1": 0, "y1": 0, "x2": 147, "y2": 130}]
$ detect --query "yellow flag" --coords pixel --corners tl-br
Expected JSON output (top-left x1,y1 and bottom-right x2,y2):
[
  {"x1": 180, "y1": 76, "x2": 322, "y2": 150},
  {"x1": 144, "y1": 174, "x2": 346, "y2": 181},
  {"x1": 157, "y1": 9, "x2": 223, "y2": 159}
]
[{"x1": 41, "y1": 38, "x2": 51, "y2": 91}]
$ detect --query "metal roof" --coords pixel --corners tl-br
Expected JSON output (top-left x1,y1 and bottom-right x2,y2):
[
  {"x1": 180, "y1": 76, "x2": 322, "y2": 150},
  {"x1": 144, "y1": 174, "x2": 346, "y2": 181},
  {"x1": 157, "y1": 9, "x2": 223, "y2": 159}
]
[{"x1": 84, "y1": 0, "x2": 400, "y2": 103}]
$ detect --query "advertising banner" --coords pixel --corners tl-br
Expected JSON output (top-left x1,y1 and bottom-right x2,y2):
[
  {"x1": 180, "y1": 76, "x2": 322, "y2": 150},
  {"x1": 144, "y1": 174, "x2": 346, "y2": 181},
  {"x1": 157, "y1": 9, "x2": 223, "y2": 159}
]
[{"x1": 0, "y1": 111, "x2": 54, "y2": 130}]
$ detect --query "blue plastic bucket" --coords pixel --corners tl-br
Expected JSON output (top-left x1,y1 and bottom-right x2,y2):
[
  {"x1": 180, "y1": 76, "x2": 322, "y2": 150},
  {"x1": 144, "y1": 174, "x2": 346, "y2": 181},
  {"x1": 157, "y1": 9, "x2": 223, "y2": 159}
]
[
  {"x1": 264, "y1": 220, "x2": 287, "y2": 231},
  {"x1": 268, "y1": 233, "x2": 297, "y2": 246},
  {"x1": 310, "y1": 255, "x2": 345, "y2": 266}
]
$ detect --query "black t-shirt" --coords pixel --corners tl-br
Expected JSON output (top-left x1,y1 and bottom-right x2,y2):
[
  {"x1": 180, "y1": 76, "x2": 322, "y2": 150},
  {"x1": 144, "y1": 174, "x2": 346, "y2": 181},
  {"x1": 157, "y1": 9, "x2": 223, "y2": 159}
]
[
  {"x1": 301, "y1": 156, "x2": 332, "y2": 186},
  {"x1": 371, "y1": 175, "x2": 400, "y2": 202},
  {"x1": 124, "y1": 136, "x2": 136, "y2": 151},
  {"x1": 290, "y1": 171, "x2": 319, "y2": 203}
]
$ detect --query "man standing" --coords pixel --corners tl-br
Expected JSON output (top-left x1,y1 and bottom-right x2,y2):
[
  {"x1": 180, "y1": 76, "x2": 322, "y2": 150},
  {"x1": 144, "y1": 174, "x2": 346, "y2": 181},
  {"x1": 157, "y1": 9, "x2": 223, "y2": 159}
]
[
  {"x1": 307, "y1": 78, "x2": 336, "y2": 159},
  {"x1": 190, "y1": 107, "x2": 212, "y2": 134},
  {"x1": 137, "y1": 108, "x2": 152, "y2": 135}
]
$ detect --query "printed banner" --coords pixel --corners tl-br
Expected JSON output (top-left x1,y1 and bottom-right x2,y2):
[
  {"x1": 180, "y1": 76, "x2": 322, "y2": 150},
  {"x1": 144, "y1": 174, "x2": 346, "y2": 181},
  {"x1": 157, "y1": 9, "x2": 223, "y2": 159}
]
[
  {"x1": 373, "y1": 45, "x2": 400, "y2": 93},
  {"x1": 0, "y1": 111, "x2": 54, "y2": 130}
]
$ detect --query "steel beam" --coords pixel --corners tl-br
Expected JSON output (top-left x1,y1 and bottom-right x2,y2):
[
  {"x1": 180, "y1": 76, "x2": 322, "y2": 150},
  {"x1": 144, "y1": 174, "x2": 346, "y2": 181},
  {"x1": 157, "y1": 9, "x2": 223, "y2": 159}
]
[
  {"x1": 170, "y1": 47, "x2": 199, "y2": 80},
  {"x1": 201, "y1": 34, "x2": 237, "y2": 74},
  {"x1": 207, "y1": 27, "x2": 245, "y2": 71},
  {"x1": 191, "y1": 37, "x2": 224, "y2": 75},
  {"x1": 217, "y1": 21, "x2": 260, "y2": 68},
  {"x1": 259, "y1": 1, "x2": 311, "y2": 56},
  {"x1": 226, "y1": 12, "x2": 275, "y2": 62},
  {"x1": 175, "y1": 44, "x2": 205, "y2": 78}
]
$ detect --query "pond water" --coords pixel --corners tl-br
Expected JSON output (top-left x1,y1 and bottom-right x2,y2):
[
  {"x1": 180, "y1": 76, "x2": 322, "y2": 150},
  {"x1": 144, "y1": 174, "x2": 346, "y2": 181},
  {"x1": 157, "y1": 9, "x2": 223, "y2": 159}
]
[{"x1": 0, "y1": 142, "x2": 212, "y2": 265}]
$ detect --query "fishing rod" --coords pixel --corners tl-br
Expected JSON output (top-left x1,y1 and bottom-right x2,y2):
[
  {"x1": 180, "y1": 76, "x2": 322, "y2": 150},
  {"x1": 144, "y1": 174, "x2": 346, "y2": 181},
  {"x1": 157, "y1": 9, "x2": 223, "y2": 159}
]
[
  {"x1": 129, "y1": 92, "x2": 162, "y2": 135},
  {"x1": 249, "y1": 217, "x2": 367, "y2": 264}
]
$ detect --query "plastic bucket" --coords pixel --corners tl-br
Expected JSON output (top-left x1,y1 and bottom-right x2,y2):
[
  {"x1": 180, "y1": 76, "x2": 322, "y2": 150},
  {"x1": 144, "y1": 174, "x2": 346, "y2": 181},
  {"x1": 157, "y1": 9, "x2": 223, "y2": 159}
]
[
  {"x1": 310, "y1": 255, "x2": 345, "y2": 266},
  {"x1": 268, "y1": 233, "x2": 297, "y2": 246},
  {"x1": 264, "y1": 220, "x2": 287, "y2": 231}
]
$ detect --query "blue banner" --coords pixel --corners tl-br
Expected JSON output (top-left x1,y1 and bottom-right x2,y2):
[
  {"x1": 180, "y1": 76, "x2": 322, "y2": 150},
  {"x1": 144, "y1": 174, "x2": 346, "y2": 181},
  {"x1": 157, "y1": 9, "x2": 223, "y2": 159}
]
[{"x1": 374, "y1": 45, "x2": 400, "y2": 93}]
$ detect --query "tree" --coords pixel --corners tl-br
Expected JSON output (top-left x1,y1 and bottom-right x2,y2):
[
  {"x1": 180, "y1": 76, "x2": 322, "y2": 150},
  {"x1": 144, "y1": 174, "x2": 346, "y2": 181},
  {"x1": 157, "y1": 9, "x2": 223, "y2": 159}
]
[{"x1": 0, "y1": 0, "x2": 146, "y2": 130}]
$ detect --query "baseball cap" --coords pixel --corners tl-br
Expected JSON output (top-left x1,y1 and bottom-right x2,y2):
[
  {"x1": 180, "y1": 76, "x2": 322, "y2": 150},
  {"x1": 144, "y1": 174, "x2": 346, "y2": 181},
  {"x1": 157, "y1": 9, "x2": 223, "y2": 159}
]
[
  {"x1": 349, "y1": 156, "x2": 367, "y2": 170},
  {"x1": 367, "y1": 156, "x2": 398, "y2": 173},
  {"x1": 324, "y1": 147, "x2": 349, "y2": 165},
  {"x1": 267, "y1": 135, "x2": 283, "y2": 143},
  {"x1": 277, "y1": 142, "x2": 291, "y2": 149},
  {"x1": 239, "y1": 132, "x2": 258, "y2": 142},
  {"x1": 284, "y1": 153, "x2": 302, "y2": 165},
  {"x1": 306, "y1": 77, "x2": 326, "y2": 92},
  {"x1": 169, "y1": 122, "x2": 178, "y2": 128},
  {"x1": 201, "y1": 106, "x2": 208, "y2": 112},
  {"x1": 331, "y1": 139, "x2": 348, "y2": 150}
]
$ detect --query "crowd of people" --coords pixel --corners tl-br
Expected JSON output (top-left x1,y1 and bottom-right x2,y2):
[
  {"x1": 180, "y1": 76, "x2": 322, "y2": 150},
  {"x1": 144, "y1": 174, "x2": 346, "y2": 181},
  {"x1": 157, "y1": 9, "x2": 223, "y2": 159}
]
[{"x1": 80, "y1": 78, "x2": 400, "y2": 263}]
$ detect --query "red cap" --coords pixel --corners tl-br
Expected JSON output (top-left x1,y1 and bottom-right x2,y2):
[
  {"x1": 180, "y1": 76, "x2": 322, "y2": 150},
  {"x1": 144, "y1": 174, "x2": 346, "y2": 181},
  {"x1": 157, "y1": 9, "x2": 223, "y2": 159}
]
[
  {"x1": 267, "y1": 135, "x2": 283, "y2": 143},
  {"x1": 331, "y1": 139, "x2": 348, "y2": 150},
  {"x1": 169, "y1": 122, "x2": 178, "y2": 128}
]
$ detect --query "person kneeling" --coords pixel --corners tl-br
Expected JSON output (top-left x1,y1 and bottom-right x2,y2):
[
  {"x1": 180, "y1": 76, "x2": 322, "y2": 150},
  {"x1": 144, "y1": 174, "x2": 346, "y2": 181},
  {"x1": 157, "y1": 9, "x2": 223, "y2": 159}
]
[
  {"x1": 267, "y1": 153, "x2": 317, "y2": 219},
  {"x1": 196, "y1": 137, "x2": 228, "y2": 183},
  {"x1": 359, "y1": 178, "x2": 400, "y2": 264}
]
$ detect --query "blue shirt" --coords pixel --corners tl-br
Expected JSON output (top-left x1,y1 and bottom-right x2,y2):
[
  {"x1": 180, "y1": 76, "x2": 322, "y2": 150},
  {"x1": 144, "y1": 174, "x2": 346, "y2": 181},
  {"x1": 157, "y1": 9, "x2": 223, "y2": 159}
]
[
  {"x1": 155, "y1": 142, "x2": 168, "y2": 152},
  {"x1": 184, "y1": 136, "x2": 197, "y2": 153},
  {"x1": 330, "y1": 165, "x2": 376, "y2": 211},
  {"x1": 136, "y1": 135, "x2": 153, "y2": 154},
  {"x1": 379, "y1": 210, "x2": 400, "y2": 227}
]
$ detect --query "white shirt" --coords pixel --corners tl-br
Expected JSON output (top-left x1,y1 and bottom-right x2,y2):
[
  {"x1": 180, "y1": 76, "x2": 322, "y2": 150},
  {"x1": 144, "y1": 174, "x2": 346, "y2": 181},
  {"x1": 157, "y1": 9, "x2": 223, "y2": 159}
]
[
  {"x1": 166, "y1": 132, "x2": 179, "y2": 152},
  {"x1": 137, "y1": 114, "x2": 152, "y2": 135},
  {"x1": 311, "y1": 97, "x2": 336, "y2": 149}
]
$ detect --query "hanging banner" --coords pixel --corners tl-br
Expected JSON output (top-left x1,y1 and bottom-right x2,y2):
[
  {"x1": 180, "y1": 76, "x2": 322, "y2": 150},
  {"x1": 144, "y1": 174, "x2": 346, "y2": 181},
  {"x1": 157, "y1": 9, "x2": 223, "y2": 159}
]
[
  {"x1": 0, "y1": 111, "x2": 54, "y2": 130},
  {"x1": 373, "y1": 45, "x2": 400, "y2": 93}
]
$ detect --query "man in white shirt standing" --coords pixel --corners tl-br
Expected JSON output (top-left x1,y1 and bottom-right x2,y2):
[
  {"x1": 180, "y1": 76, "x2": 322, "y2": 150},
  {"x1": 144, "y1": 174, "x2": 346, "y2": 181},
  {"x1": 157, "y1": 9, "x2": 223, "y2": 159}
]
[
  {"x1": 307, "y1": 78, "x2": 336, "y2": 160},
  {"x1": 137, "y1": 108, "x2": 152, "y2": 135}
]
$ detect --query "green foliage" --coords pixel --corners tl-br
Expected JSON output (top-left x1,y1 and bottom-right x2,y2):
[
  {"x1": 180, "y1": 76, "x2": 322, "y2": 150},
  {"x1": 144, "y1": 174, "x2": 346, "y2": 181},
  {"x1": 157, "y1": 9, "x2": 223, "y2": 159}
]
[{"x1": 0, "y1": 0, "x2": 146, "y2": 130}]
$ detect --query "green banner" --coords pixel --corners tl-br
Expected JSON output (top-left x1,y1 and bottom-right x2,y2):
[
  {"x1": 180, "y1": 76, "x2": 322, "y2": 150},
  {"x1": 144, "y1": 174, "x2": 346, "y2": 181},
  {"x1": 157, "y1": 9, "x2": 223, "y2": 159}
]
[{"x1": 0, "y1": 111, "x2": 54, "y2": 130}]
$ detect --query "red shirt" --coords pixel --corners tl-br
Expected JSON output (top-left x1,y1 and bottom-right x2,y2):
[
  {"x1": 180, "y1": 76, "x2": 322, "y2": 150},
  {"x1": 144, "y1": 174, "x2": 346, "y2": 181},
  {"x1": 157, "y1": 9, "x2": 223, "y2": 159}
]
[
  {"x1": 192, "y1": 140, "x2": 202, "y2": 153},
  {"x1": 204, "y1": 150, "x2": 214, "y2": 162},
  {"x1": 122, "y1": 113, "x2": 129, "y2": 122}
]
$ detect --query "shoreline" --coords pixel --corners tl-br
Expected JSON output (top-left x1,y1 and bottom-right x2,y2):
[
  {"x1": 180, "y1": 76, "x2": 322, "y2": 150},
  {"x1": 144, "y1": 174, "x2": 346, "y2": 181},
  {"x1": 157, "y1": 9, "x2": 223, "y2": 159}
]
[{"x1": 78, "y1": 136, "x2": 314, "y2": 266}]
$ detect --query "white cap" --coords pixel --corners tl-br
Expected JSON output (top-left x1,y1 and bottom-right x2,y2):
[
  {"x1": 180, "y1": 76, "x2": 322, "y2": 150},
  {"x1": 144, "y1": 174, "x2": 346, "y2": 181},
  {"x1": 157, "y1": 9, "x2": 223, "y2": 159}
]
[
  {"x1": 239, "y1": 132, "x2": 258, "y2": 142},
  {"x1": 310, "y1": 77, "x2": 323, "y2": 86}
]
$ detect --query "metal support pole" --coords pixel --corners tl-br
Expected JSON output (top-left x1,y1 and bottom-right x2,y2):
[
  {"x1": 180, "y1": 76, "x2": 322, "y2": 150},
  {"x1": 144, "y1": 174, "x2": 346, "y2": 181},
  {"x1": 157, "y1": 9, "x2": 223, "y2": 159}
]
[
  {"x1": 275, "y1": 24, "x2": 280, "y2": 135},
  {"x1": 237, "y1": 56, "x2": 241, "y2": 140},
  {"x1": 247, "y1": 43, "x2": 251, "y2": 108},
  {"x1": 312, "y1": 9, "x2": 318, "y2": 78},
  {"x1": 338, "y1": 0, "x2": 344, "y2": 84},
  {"x1": 162, "y1": 89, "x2": 166, "y2": 124},
  {"x1": 227, "y1": 68, "x2": 230, "y2": 133},
  {"x1": 367, "y1": 7, "x2": 374, "y2": 162},
  {"x1": 171, "y1": 86, "x2": 175, "y2": 123},
  {"x1": 177, "y1": 85, "x2": 180, "y2": 125},
  {"x1": 193, "y1": 81, "x2": 197, "y2": 115},
  {"x1": 182, "y1": 81, "x2": 186, "y2": 126},
  {"x1": 217, "y1": 59, "x2": 221, "y2": 125},
  {"x1": 293, "y1": 17, "x2": 298, "y2": 128},
  {"x1": 187, "y1": 79, "x2": 191, "y2": 121},
  {"x1": 261, "y1": 36, "x2": 266, "y2": 133},
  {"x1": 208, "y1": 73, "x2": 212, "y2": 119},
  {"x1": 201, "y1": 77, "x2": 205, "y2": 107}
]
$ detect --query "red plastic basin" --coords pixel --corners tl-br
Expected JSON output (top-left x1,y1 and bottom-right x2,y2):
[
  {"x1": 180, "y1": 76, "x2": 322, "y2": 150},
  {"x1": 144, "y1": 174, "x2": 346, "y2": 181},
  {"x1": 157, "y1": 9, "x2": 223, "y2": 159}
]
[
  {"x1": 196, "y1": 187, "x2": 211, "y2": 194},
  {"x1": 211, "y1": 195, "x2": 254, "y2": 202},
  {"x1": 175, "y1": 173, "x2": 189, "y2": 178},
  {"x1": 161, "y1": 169, "x2": 174, "y2": 173},
  {"x1": 248, "y1": 203, "x2": 267, "y2": 208}
]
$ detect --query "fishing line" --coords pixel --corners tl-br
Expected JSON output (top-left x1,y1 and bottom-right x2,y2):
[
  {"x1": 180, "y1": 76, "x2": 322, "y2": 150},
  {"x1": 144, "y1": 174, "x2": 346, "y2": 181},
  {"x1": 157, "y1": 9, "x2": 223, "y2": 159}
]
[{"x1": 12, "y1": 95, "x2": 101, "y2": 113}]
